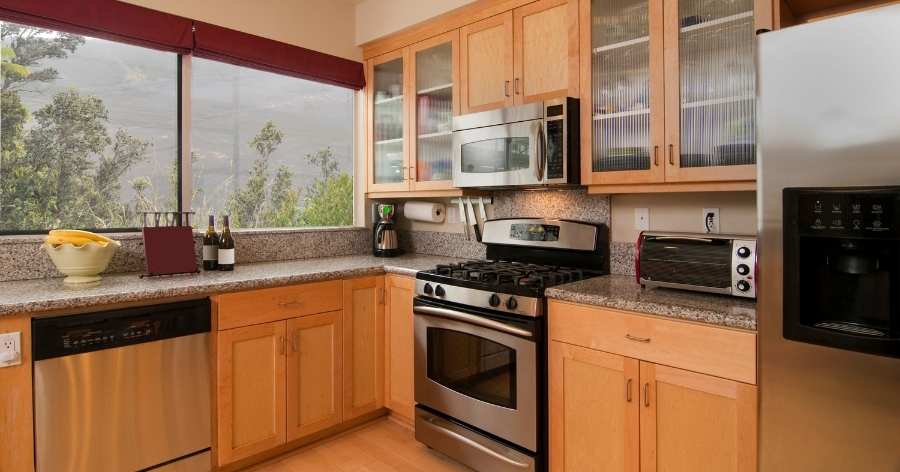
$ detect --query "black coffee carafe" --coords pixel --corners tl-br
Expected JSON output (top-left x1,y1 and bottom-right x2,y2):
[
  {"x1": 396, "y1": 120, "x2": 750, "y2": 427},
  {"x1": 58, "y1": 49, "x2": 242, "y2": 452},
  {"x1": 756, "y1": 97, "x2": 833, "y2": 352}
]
[{"x1": 373, "y1": 203, "x2": 400, "y2": 257}]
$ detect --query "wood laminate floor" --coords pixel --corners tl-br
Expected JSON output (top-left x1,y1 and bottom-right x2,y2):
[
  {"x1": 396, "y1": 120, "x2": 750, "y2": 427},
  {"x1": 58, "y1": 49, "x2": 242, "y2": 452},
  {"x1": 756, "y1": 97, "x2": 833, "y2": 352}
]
[{"x1": 247, "y1": 418, "x2": 473, "y2": 472}]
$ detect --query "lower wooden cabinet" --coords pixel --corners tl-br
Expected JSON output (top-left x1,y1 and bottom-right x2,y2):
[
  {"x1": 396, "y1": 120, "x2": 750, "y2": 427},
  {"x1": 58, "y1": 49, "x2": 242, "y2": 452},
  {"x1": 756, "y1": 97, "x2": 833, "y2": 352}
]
[
  {"x1": 549, "y1": 340, "x2": 758, "y2": 472},
  {"x1": 216, "y1": 321, "x2": 287, "y2": 465},
  {"x1": 286, "y1": 311, "x2": 342, "y2": 442},
  {"x1": 384, "y1": 274, "x2": 415, "y2": 421},
  {"x1": 342, "y1": 276, "x2": 385, "y2": 420}
]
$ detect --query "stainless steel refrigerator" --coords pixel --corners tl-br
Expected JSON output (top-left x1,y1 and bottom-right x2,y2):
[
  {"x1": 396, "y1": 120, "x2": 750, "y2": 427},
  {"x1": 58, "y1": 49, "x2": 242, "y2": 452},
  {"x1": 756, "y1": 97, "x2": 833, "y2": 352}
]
[{"x1": 757, "y1": 5, "x2": 900, "y2": 471}]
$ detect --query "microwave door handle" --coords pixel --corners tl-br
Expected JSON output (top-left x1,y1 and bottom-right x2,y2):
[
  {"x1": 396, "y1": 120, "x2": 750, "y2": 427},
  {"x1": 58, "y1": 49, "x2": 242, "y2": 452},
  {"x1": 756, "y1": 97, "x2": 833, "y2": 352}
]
[
  {"x1": 535, "y1": 122, "x2": 546, "y2": 182},
  {"x1": 651, "y1": 236, "x2": 715, "y2": 243},
  {"x1": 414, "y1": 305, "x2": 533, "y2": 338}
]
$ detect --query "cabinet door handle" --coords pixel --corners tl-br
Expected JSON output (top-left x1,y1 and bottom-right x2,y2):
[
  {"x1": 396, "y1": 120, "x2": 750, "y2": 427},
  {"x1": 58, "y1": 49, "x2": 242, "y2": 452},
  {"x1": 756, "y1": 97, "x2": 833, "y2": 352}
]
[
  {"x1": 504, "y1": 80, "x2": 511, "y2": 97},
  {"x1": 291, "y1": 331, "x2": 299, "y2": 353},
  {"x1": 668, "y1": 144, "x2": 675, "y2": 165},
  {"x1": 626, "y1": 378, "x2": 633, "y2": 402},
  {"x1": 278, "y1": 336, "x2": 285, "y2": 355},
  {"x1": 514, "y1": 78, "x2": 520, "y2": 95},
  {"x1": 643, "y1": 382, "x2": 650, "y2": 407},
  {"x1": 625, "y1": 334, "x2": 651, "y2": 343},
  {"x1": 402, "y1": 166, "x2": 409, "y2": 181},
  {"x1": 410, "y1": 166, "x2": 416, "y2": 182},
  {"x1": 653, "y1": 145, "x2": 659, "y2": 166}
]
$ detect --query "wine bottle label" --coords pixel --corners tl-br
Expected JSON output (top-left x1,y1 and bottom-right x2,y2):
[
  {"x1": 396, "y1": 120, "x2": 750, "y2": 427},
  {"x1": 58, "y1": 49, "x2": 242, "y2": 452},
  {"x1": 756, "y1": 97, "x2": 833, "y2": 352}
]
[
  {"x1": 218, "y1": 248, "x2": 235, "y2": 265},
  {"x1": 203, "y1": 245, "x2": 217, "y2": 261}
]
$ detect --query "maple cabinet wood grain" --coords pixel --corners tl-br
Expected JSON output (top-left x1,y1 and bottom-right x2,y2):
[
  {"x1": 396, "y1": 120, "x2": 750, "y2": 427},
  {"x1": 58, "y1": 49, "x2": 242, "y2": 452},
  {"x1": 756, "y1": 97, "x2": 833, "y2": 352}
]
[
  {"x1": 216, "y1": 320, "x2": 287, "y2": 465},
  {"x1": 342, "y1": 276, "x2": 385, "y2": 420},
  {"x1": 215, "y1": 280, "x2": 341, "y2": 330},
  {"x1": 460, "y1": 11, "x2": 515, "y2": 113},
  {"x1": 286, "y1": 311, "x2": 342, "y2": 442},
  {"x1": 550, "y1": 341, "x2": 639, "y2": 472},
  {"x1": 384, "y1": 274, "x2": 415, "y2": 422},
  {"x1": 513, "y1": 0, "x2": 579, "y2": 103},
  {"x1": 640, "y1": 362, "x2": 758, "y2": 472},
  {"x1": 0, "y1": 316, "x2": 33, "y2": 472}
]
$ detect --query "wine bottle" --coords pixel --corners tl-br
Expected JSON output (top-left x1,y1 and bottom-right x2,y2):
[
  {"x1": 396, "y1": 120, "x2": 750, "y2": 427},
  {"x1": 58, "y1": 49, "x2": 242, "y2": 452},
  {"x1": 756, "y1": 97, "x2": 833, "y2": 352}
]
[
  {"x1": 202, "y1": 214, "x2": 219, "y2": 270},
  {"x1": 218, "y1": 215, "x2": 235, "y2": 271}
]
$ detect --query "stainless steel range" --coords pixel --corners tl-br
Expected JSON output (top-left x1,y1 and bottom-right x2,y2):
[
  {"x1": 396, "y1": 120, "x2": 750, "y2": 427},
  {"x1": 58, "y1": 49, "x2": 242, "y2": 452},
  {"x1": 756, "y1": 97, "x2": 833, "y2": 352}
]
[{"x1": 413, "y1": 218, "x2": 609, "y2": 472}]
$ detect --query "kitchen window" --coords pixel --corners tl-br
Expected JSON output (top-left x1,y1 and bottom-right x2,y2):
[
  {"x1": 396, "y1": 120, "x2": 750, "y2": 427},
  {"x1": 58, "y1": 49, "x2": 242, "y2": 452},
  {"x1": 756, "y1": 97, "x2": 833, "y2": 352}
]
[
  {"x1": 190, "y1": 58, "x2": 355, "y2": 229},
  {"x1": 0, "y1": 10, "x2": 363, "y2": 235},
  {"x1": 0, "y1": 20, "x2": 179, "y2": 232}
]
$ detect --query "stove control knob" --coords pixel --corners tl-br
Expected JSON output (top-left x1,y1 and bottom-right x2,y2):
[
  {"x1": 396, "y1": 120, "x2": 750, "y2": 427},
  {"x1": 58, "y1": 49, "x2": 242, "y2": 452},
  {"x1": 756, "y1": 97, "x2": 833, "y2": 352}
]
[
  {"x1": 736, "y1": 280, "x2": 751, "y2": 292},
  {"x1": 434, "y1": 285, "x2": 446, "y2": 297},
  {"x1": 489, "y1": 294, "x2": 501, "y2": 307},
  {"x1": 736, "y1": 264, "x2": 750, "y2": 276},
  {"x1": 506, "y1": 297, "x2": 518, "y2": 310},
  {"x1": 423, "y1": 283, "x2": 434, "y2": 295},
  {"x1": 737, "y1": 246, "x2": 751, "y2": 258}
]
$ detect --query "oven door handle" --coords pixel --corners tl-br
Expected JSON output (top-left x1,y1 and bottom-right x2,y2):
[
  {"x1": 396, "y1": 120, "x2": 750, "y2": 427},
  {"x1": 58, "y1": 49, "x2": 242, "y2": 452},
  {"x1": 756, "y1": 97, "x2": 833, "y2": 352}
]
[{"x1": 414, "y1": 305, "x2": 533, "y2": 338}]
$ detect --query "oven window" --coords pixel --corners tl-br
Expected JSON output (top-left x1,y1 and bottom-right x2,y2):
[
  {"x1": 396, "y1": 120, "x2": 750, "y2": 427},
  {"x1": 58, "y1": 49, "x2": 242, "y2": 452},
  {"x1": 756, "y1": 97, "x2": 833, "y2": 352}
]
[
  {"x1": 426, "y1": 327, "x2": 517, "y2": 409},
  {"x1": 460, "y1": 138, "x2": 530, "y2": 174}
]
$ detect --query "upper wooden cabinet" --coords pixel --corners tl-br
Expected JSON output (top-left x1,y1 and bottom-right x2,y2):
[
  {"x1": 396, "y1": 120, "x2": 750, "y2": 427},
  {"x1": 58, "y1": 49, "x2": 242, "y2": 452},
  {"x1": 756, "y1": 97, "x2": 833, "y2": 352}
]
[
  {"x1": 460, "y1": 0, "x2": 579, "y2": 114},
  {"x1": 581, "y1": 0, "x2": 759, "y2": 191},
  {"x1": 367, "y1": 49, "x2": 411, "y2": 193},
  {"x1": 342, "y1": 276, "x2": 385, "y2": 420}
]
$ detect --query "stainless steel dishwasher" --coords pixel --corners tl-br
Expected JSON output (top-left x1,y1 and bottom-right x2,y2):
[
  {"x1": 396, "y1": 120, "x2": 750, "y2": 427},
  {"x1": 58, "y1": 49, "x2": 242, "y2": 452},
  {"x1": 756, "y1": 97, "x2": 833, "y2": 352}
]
[{"x1": 33, "y1": 299, "x2": 212, "y2": 472}]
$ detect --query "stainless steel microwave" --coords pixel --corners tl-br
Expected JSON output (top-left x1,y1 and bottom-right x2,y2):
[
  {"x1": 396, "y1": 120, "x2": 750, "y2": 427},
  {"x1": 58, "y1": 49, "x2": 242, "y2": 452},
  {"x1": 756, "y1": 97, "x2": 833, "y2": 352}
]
[{"x1": 451, "y1": 97, "x2": 579, "y2": 188}]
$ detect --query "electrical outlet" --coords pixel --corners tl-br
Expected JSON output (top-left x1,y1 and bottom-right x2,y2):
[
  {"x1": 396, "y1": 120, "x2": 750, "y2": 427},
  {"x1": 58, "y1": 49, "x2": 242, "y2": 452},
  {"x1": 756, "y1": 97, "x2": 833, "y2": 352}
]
[
  {"x1": 0, "y1": 332, "x2": 21, "y2": 367},
  {"x1": 634, "y1": 208, "x2": 650, "y2": 231},
  {"x1": 703, "y1": 208, "x2": 720, "y2": 233}
]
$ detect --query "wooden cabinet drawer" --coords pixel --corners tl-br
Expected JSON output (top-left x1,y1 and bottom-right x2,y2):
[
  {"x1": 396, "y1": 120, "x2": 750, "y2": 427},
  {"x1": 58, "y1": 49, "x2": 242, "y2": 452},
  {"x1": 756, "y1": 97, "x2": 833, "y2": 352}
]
[
  {"x1": 215, "y1": 280, "x2": 342, "y2": 330},
  {"x1": 549, "y1": 300, "x2": 757, "y2": 385}
]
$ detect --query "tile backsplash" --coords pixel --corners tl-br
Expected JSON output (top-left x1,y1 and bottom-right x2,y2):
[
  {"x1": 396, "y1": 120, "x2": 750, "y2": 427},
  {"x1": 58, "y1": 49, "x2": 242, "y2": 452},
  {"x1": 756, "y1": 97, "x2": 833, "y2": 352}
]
[{"x1": 0, "y1": 227, "x2": 369, "y2": 282}]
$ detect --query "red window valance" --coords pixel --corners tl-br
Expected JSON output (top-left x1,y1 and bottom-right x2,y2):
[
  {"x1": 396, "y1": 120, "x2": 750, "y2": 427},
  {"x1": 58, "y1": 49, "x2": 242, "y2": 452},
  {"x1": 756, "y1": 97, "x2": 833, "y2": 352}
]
[
  {"x1": 0, "y1": 1, "x2": 366, "y2": 90},
  {"x1": 0, "y1": 0, "x2": 193, "y2": 54},
  {"x1": 192, "y1": 21, "x2": 365, "y2": 90}
]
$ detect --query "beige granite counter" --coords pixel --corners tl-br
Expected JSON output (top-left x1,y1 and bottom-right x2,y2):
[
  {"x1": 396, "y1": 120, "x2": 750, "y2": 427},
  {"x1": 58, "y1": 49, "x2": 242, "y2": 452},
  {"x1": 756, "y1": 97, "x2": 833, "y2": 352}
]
[
  {"x1": 545, "y1": 275, "x2": 757, "y2": 331},
  {"x1": 0, "y1": 254, "x2": 464, "y2": 317}
]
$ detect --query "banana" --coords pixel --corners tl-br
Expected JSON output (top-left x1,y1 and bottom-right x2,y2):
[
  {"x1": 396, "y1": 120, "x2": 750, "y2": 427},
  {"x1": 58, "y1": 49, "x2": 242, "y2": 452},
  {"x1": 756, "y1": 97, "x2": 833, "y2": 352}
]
[{"x1": 48, "y1": 229, "x2": 114, "y2": 244}]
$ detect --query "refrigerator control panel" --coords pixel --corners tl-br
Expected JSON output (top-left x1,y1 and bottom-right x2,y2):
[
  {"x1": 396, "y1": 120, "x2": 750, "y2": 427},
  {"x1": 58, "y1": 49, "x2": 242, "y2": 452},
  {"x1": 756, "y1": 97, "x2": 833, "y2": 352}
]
[{"x1": 791, "y1": 187, "x2": 900, "y2": 237}]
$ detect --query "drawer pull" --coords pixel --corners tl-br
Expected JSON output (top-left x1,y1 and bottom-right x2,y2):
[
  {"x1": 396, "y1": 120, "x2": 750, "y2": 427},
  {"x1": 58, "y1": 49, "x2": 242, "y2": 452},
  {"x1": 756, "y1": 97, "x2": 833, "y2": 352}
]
[
  {"x1": 626, "y1": 378, "x2": 633, "y2": 403},
  {"x1": 278, "y1": 300, "x2": 303, "y2": 309},
  {"x1": 625, "y1": 334, "x2": 651, "y2": 343},
  {"x1": 643, "y1": 382, "x2": 650, "y2": 407}
]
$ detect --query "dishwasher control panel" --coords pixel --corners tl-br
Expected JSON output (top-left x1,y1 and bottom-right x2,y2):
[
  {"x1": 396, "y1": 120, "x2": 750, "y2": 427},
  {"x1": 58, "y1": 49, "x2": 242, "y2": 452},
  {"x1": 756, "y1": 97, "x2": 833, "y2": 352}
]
[{"x1": 33, "y1": 299, "x2": 210, "y2": 361}]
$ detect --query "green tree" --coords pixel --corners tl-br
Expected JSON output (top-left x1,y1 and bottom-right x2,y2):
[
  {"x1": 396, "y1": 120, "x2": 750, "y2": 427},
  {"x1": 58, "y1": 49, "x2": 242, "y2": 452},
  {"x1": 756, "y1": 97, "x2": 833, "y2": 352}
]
[
  {"x1": 0, "y1": 24, "x2": 84, "y2": 92},
  {"x1": 226, "y1": 121, "x2": 285, "y2": 228},
  {"x1": 298, "y1": 147, "x2": 353, "y2": 227}
]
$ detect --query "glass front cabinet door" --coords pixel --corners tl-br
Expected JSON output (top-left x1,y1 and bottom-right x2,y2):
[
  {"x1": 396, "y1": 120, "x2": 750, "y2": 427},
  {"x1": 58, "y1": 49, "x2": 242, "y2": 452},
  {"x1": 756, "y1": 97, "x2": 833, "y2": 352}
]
[
  {"x1": 410, "y1": 31, "x2": 459, "y2": 191},
  {"x1": 582, "y1": 0, "x2": 758, "y2": 187},
  {"x1": 368, "y1": 49, "x2": 410, "y2": 192}
]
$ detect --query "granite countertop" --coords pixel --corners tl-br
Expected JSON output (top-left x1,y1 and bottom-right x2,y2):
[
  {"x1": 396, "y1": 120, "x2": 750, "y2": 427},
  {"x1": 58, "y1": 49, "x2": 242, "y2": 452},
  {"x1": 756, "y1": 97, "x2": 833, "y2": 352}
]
[
  {"x1": 545, "y1": 275, "x2": 757, "y2": 331},
  {"x1": 0, "y1": 254, "x2": 463, "y2": 317}
]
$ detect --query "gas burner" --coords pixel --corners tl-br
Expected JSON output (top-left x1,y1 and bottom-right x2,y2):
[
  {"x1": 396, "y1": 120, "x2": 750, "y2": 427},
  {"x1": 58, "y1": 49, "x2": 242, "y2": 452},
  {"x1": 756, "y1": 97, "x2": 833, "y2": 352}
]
[{"x1": 421, "y1": 259, "x2": 603, "y2": 296}]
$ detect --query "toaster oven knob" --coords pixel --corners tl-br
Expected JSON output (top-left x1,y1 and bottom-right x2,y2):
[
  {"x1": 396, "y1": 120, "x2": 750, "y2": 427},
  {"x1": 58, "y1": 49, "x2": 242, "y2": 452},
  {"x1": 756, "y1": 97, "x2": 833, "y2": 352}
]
[
  {"x1": 434, "y1": 285, "x2": 446, "y2": 297},
  {"x1": 506, "y1": 297, "x2": 518, "y2": 310},
  {"x1": 489, "y1": 294, "x2": 501, "y2": 307},
  {"x1": 737, "y1": 246, "x2": 751, "y2": 258},
  {"x1": 737, "y1": 280, "x2": 751, "y2": 292},
  {"x1": 423, "y1": 283, "x2": 434, "y2": 295},
  {"x1": 736, "y1": 264, "x2": 750, "y2": 276}
]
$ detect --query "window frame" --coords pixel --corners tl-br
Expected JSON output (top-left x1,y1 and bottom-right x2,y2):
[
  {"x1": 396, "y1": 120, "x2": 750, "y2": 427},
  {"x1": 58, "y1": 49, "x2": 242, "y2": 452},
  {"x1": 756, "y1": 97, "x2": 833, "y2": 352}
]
[{"x1": 0, "y1": 46, "x2": 361, "y2": 235}]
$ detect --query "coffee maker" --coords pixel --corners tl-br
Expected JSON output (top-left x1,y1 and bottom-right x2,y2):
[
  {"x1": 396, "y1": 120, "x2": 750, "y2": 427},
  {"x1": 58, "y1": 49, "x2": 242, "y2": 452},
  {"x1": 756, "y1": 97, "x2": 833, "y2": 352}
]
[
  {"x1": 783, "y1": 186, "x2": 900, "y2": 358},
  {"x1": 373, "y1": 203, "x2": 400, "y2": 257}
]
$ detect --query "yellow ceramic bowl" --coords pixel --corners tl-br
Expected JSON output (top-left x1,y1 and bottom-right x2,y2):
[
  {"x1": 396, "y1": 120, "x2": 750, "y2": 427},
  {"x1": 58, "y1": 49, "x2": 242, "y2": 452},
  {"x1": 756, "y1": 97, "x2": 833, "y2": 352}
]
[{"x1": 43, "y1": 240, "x2": 122, "y2": 286}]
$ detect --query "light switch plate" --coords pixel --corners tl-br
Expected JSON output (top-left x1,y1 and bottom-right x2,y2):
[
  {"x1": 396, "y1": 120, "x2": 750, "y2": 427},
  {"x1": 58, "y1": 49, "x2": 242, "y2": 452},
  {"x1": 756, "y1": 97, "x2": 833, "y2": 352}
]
[
  {"x1": 634, "y1": 208, "x2": 650, "y2": 231},
  {"x1": 0, "y1": 332, "x2": 22, "y2": 367}
]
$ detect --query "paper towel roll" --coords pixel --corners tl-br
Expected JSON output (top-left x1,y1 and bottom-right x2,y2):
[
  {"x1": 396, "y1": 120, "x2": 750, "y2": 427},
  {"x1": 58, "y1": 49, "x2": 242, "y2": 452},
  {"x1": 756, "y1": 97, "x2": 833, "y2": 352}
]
[{"x1": 403, "y1": 201, "x2": 445, "y2": 223}]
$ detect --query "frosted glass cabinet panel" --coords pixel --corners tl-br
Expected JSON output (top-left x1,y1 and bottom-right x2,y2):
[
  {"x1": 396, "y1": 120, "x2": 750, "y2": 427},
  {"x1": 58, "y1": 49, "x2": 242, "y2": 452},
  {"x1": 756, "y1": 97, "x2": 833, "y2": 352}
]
[
  {"x1": 664, "y1": 0, "x2": 757, "y2": 182},
  {"x1": 410, "y1": 31, "x2": 458, "y2": 190},
  {"x1": 589, "y1": 0, "x2": 665, "y2": 184},
  {"x1": 370, "y1": 52, "x2": 407, "y2": 189}
]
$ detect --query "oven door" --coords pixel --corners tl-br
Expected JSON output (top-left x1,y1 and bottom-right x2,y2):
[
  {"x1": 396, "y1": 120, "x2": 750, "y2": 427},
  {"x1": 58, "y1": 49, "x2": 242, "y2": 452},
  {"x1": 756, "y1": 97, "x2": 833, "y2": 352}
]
[
  {"x1": 452, "y1": 119, "x2": 545, "y2": 188},
  {"x1": 414, "y1": 300, "x2": 537, "y2": 451}
]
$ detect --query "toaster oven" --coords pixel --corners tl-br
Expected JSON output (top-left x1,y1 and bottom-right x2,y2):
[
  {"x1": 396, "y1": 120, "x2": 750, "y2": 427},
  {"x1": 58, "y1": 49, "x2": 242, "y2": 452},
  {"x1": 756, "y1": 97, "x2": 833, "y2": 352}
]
[{"x1": 637, "y1": 232, "x2": 757, "y2": 298}]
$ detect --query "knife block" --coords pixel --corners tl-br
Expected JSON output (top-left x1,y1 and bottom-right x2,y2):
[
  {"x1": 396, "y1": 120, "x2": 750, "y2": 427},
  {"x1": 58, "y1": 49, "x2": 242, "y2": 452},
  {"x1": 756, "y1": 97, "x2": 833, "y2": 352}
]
[{"x1": 141, "y1": 225, "x2": 198, "y2": 277}]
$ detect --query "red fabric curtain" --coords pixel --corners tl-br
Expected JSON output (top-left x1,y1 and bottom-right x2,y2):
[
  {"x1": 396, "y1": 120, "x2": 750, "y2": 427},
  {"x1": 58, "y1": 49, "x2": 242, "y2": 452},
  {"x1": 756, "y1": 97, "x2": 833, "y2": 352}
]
[
  {"x1": 0, "y1": 0, "x2": 193, "y2": 53},
  {"x1": 193, "y1": 21, "x2": 365, "y2": 90}
]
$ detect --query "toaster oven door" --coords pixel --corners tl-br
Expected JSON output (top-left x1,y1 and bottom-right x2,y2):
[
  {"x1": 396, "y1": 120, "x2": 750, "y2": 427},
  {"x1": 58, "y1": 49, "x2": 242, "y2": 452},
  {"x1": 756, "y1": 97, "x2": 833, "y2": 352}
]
[
  {"x1": 638, "y1": 235, "x2": 734, "y2": 294},
  {"x1": 452, "y1": 119, "x2": 545, "y2": 188}
]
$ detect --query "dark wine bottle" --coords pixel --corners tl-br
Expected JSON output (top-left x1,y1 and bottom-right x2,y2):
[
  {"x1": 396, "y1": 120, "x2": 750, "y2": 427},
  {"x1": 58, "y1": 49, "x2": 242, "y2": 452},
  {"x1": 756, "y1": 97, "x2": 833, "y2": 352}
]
[
  {"x1": 202, "y1": 214, "x2": 219, "y2": 270},
  {"x1": 218, "y1": 215, "x2": 235, "y2": 271}
]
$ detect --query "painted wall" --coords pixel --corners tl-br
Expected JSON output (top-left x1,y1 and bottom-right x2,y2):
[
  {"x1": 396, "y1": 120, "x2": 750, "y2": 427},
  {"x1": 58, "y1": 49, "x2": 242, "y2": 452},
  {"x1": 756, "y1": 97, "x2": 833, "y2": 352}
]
[
  {"x1": 355, "y1": 0, "x2": 477, "y2": 45},
  {"x1": 610, "y1": 192, "x2": 757, "y2": 242},
  {"x1": 120, "y1": 0, "x2": 362, "y2": 61}
]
